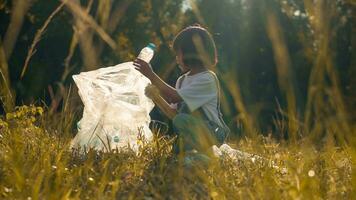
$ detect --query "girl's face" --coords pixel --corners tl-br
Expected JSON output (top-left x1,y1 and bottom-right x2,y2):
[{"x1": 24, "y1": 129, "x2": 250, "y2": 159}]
[{"x1": 176, "y1": 49, "x2": 189, "y2": 72}]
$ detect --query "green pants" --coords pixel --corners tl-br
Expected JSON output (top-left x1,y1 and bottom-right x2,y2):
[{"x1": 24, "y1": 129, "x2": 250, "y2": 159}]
[{"x1": 172, "y1": 113, "x2": 220, "y2": 154}]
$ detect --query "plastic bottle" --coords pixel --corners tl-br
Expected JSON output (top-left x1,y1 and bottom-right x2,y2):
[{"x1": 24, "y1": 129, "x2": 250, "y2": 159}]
[{"x1": 137, "y1": 43, "x2": 156, "y2": 63}]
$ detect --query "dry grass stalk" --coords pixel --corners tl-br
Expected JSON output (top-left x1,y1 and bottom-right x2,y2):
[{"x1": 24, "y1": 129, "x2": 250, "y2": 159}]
[
  {"x1": 266, "y1": 13, "x2": 298, "y2": 141},
  {"x1": 51, "y1": 0, "x2": 95, "y2": 114},
  {"x1": 62, "y1": 28, "x2": 79, "y2": 80},
  {"x1": 303, "y1": 0, "x2": 351, "y2": 145},
  {"x1": 3, "y1": 0, "x2": 31, "y2": 60},
  {"x1": 61, "y1": 0, "x2": 117, "y2": 50},
  {"x1": 21, "y1": 1, "x2": 66, "y2": 78},
  {"x1": 0, "y1": 41, "x2": 14, "y2": 112},
  {"x1": 62, "y1": 0, "x2": 89, "y2": 75},
  {"x1": 63, "y1": 0, "x2": 94, "y2": 74},
  {"x1": 72, "y1": 0, "x2": 99, "y2": 70},
  {"x1": 221, "y1": 73, "x2": 256, "y2": 138}
]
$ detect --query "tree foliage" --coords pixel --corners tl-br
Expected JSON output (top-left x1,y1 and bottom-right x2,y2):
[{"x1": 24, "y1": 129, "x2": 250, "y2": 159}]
[{"x1": 0, "y1": 0, "x2": 354, "y2": 140}]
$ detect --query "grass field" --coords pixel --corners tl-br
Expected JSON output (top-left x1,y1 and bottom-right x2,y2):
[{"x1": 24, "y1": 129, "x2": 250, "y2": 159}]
[
  {"x1": 0, "y1": 105, "x2": 354, "y2": 199},
  {"x1": 0, "y1": 1, "x2": 355, "y2": 199}
]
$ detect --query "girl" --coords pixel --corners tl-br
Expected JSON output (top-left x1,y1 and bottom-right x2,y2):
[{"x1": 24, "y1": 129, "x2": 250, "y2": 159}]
[{"x1": 134, "y1": 24, "x2": 230, "y2": 156}]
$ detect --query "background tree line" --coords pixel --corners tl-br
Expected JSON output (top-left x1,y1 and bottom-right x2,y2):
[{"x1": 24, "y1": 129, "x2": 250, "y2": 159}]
[{"x1": 0, "y1": 0, "x2": 355, "y2": 142}]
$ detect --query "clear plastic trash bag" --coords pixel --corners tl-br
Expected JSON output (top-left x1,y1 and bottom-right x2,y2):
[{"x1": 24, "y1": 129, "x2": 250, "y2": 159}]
[{"x1": 70, "y1": 62, "x2": 154, "y2": 152}]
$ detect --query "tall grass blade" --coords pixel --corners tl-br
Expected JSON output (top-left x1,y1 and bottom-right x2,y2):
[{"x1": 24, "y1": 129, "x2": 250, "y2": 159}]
[
  {"x1": 0, "y1": 40, "x2": 14, "y2": 112},
  {"x1": 266, "y1": 13, "x2": 298, "y2": 141},
  {"x1": 21, "y1": 1, "x2": 66, "y2": 78},
  {"x1": 303, "y1": 0, "x2": 351, "y2": 145}
]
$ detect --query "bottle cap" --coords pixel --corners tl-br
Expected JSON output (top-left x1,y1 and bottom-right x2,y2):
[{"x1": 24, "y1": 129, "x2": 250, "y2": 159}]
[{"x1": 147, "y1": 43, "x2": 156, "y2": 51}]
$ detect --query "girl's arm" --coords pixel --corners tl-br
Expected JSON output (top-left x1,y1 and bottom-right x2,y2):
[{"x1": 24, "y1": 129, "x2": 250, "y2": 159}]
[
  {"x1": 145, "y1": 84, "x2": 177, "y2": 119},
  {"x1": 133, "y1": 59, "x2": 182, "y2": 103}
]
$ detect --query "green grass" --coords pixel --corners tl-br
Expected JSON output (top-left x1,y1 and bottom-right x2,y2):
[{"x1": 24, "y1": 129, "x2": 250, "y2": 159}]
[{"x1": 0, "y1": 105, "x2": 353, "y2": 199}]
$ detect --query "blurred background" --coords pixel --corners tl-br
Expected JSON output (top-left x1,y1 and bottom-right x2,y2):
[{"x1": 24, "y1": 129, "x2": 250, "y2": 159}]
[{"x1": 0, "y1": 0, "x2": 355, "y2": 142}]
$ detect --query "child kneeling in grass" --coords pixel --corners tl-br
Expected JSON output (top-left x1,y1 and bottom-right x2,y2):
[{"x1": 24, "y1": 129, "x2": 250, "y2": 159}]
[{"x1": 134, "y1": 24, "x2": 230, "y2": 159}]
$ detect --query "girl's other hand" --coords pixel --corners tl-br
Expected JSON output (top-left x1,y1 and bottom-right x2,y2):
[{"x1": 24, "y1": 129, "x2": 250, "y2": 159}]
[{"x1": 133, "y1": 59, "x2": 154, "y2": 79}]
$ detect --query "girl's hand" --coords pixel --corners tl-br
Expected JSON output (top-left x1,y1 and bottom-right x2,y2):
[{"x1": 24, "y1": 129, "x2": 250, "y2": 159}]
[
  {"x1": 133, "y1": 59, "x2": 154, "y2": 79},
  {"x1": 145, "y1": 84, "x2": 159, "y2": 99}
]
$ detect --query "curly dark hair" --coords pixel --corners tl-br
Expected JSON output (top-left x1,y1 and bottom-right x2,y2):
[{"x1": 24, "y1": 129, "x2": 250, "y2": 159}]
[{"x1": 172, "y1": 24, "x2": 218, "y2": 68}]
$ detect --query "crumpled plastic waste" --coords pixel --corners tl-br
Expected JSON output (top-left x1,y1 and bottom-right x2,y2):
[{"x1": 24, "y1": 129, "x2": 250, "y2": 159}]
[
  {"x1": 212, "y1": 144, "x2": 288, "y2": 174},
  {"x1": 70, "y1": 62, "x2": 154, "y2": 152}
]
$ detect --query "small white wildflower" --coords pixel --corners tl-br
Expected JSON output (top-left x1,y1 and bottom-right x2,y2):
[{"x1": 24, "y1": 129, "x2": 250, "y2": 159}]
[
  {"x1": 4, "y1": 187, "x2": 12, "y2": 193},
  {"x1": 281, "y1": 167, "x2": 288, "y2": 174},
  {"x1": 251, "y1": 157, "x2": 256, "y2": 163},
  {"x1": 64, "y1": 167, "x2": 69, "y2": 171},
  {"x1": 308, "y1": 170, "x2": 315, "y2": 177},
  {"x1": 52, "y1": 165, "x2": 57, "y2": 170},
  {"x1": 88, "y1": 177, "x2": 94, "y2": 182},
  {"x1": 294, "y1": 10, "x2": 301, "y2": 17},
  {"x1": 27, "y1": 197, "x2": 32, "y2": 200}
]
